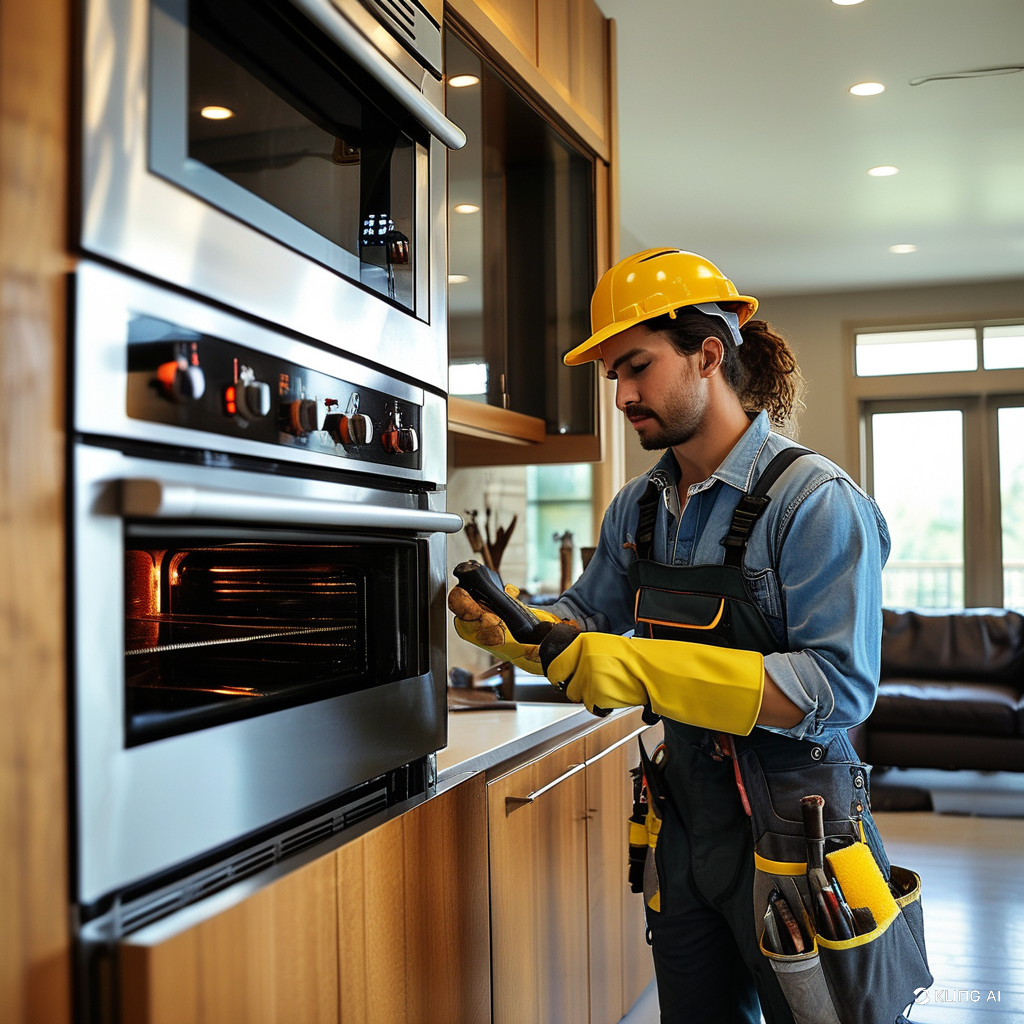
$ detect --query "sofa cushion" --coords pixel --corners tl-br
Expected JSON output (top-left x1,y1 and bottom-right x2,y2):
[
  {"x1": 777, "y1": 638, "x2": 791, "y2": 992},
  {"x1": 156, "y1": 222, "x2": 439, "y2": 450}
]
[
  {"x1": 872, "y1": 680, "x2": 1020, "y2": 736},
  {"x1": 881, "y1": 608, "x2": 1024, "y2": 686}
]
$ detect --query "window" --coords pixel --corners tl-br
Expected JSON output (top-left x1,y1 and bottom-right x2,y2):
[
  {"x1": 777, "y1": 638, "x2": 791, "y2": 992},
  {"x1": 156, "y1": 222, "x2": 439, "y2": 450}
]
[
  {"x1": 855, "y1": 319, "x2": 1024, "y2": 609},
  {"x1": 525, "y1": 464, "x2": 593, "y2": 595}
]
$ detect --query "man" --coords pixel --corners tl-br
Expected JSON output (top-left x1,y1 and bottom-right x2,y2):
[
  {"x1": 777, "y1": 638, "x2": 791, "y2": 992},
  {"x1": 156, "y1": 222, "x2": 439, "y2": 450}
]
[{"x1": 450, "y1": 248, "x2": 891, "y2": 1023}]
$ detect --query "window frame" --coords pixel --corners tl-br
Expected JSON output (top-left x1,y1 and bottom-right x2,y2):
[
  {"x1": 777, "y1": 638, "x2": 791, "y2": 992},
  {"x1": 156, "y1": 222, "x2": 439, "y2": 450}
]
[{"x1": 850, "y1": 312, "x2": 1024, "y2": 607}]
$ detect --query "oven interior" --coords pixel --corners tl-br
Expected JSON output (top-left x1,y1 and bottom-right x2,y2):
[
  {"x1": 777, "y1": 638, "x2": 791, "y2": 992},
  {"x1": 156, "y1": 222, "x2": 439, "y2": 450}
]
[{"x1": 123, "y1": 527, "x2": 427, "y2": 744}]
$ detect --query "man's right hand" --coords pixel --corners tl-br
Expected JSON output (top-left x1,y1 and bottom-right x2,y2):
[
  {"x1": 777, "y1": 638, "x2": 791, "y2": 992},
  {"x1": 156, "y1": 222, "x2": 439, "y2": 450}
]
[{"x1": 448, "y1": 584, "x2": 565, "y2": 675}]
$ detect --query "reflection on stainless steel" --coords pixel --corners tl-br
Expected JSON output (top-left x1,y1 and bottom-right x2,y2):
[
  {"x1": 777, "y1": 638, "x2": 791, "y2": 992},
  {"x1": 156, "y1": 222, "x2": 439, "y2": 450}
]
[{"x1": 125, "y1": 622, "x2": 355, "y2": 657}]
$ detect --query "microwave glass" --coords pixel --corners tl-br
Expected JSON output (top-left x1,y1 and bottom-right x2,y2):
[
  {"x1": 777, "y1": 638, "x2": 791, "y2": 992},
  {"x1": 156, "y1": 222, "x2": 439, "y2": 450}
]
[
  {"x1": 151, "y1": 0, "x2": 422, "y2": 311},
  {"x1": 123, "y1": 529, "x2": 427, "y2": 744}
]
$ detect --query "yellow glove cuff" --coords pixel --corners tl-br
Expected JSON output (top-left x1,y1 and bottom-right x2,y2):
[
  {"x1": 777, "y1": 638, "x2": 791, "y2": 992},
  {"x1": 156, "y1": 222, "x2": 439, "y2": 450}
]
[{"x1": 546, "y1": 633, "x2": 765, "y2": 734}]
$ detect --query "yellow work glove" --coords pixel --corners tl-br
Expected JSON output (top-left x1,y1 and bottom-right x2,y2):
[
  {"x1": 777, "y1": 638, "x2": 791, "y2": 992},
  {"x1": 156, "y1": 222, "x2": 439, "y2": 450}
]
[
  {"x1": 545, "y1": 632, "x2": 765, "y2": 734},
  {"x1": 448, "y1": 584, "x2": 568, "y2": 674}
]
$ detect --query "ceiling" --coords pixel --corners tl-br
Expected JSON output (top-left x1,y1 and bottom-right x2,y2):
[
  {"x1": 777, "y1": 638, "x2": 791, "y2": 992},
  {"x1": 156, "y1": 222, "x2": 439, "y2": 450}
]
[{"x1": 594, "y1": 0, "x2": 1024, "y2": 296}]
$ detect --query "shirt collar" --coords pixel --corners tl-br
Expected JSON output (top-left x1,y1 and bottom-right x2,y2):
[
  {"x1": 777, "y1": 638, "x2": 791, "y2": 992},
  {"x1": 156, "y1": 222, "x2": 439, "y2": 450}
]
[{"x1": 650, "y1": 410, "x2": 773, "y2": 496}]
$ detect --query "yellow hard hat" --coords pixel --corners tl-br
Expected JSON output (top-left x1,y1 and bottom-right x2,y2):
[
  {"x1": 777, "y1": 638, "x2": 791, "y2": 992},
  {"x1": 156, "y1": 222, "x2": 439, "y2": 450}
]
[{"x1": 564, "y1": 248, "x2": 758, "y2": 366}]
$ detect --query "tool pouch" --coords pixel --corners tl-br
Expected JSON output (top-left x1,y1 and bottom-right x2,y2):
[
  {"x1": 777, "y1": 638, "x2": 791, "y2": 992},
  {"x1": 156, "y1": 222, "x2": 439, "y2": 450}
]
[{"x1": 740, "y1": 737, "x2": 932, "y2": 1024}]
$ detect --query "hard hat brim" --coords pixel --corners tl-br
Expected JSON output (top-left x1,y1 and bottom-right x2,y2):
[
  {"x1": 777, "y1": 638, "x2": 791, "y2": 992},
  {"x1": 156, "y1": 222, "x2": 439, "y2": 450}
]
[{"x1": 563, "y1": 296, "x2": 758, "y2": 366}]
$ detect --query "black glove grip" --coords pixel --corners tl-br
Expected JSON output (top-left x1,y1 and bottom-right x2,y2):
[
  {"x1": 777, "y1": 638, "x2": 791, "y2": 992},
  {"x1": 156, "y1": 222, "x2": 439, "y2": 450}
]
[
  {"x1": 453, "y1": 560, "x2": 553, "y2": 645},
  {"x1": 538, "y1": 621, "x2": 582, "y2": 677}
]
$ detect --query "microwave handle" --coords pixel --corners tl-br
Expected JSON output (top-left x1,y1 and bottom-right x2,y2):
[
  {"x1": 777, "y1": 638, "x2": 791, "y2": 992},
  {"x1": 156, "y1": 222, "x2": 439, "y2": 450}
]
[
  {"x1": 286, "y1": 0, "x2": 467, "y2": 151},
  {"x1": 121, "y1": 479, "x2": 464, "y2": 534}
]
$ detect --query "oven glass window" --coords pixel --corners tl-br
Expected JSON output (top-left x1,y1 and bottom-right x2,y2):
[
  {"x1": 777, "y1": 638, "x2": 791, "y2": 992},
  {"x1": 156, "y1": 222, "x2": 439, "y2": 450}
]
[
  {"x1": 152, "y1": 0, "x2": 420, "y2": 311},
  {"x1": 124, "y1": 534, "x2": 426, "y2": 744}
]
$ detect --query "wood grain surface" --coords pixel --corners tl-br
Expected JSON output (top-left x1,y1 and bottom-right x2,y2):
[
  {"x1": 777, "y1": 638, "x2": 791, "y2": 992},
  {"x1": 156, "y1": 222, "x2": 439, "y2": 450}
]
[{"x1": 0, "y1": 0, "x2": 71, "y2": 1018}]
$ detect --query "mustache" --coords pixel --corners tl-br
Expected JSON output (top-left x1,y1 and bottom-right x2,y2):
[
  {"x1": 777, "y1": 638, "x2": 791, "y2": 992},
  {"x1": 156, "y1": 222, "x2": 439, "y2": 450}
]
[{"x1": 624, "y1": 405, "x2": 659, "y2": 422}]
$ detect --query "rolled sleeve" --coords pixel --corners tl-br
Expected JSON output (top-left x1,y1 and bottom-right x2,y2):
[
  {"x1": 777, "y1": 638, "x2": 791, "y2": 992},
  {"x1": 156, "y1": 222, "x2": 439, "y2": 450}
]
[{"x1": 764, "y1": 477, "x2": 889, "y2": 739}]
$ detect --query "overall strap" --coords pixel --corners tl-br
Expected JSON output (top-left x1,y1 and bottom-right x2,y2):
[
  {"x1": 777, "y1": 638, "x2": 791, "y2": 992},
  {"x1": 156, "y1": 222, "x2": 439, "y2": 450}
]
[
  {"x1": 634, "y1": 469, "x2": 673, "y2": 561},
  {"x1": 720, "y1": 447, "x2": 813, "y2": 568}
]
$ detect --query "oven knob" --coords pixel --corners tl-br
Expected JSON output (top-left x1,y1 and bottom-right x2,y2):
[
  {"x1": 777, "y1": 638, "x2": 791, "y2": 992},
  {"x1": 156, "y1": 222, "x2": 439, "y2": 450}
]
[
  {"x1": 239, "y1": 380, "x2": 272, "y2": 419},
  {"x1": 324, "y1": 412, "x2": 373, "y2": 446},
  {"x1": 382, "y1": 424, "x2": 418, "y2": 454},
  {"x1": 155, "y1": 359, "x2": 205, "y2": 403},
  {"x1": 280, "y1": 399, "x2": 320, "y2": 436}
]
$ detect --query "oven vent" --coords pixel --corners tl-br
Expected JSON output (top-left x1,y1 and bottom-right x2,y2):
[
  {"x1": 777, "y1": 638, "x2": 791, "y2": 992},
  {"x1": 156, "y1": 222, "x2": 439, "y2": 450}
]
[
  {"x1": 110, "y1": 786, "x2": 392, "y2": 935},
  {"x1": 339, "y1": 787, "x2": 389, "y2": 828},
  {"x1": 279, "y1": 821, "x2": 336, "y2": 859}
]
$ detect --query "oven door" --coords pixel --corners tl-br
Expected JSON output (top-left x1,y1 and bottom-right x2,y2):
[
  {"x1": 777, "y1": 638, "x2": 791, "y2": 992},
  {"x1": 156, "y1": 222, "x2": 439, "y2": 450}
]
[
  {"x1": 73, "y1": 442, "x2": 459, "y2": 907},
  {"x1": 81, "y1": 0, "x2": 460, "y2": 390}
]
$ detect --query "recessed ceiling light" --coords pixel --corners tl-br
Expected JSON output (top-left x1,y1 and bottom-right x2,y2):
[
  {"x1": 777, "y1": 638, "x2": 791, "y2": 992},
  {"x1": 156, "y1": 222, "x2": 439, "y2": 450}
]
[
  {"x1": 453, "y1": 203, "x2": 480, "y2": 214},
  {"x1": 448, "y1": 274, "x2": 469, "y2": 284},
  {"x1": 888, "y1": 244, "x2": 918, "y2": 254},
  {"x1": 832, "y1": 0, "x2": 866, "y2": 5},
  {"x1": 200, "y1": 105, "x2": 235, "y2": 120},
  {"x1": 849, "y1": 82, "x2": 885, "y2": 96},
  {"x1": 448, "y1": 74, "x2": 480, "y2": 88},
  {"x1": 867, "y1": 165, "x2": 900, "y2": 177}
]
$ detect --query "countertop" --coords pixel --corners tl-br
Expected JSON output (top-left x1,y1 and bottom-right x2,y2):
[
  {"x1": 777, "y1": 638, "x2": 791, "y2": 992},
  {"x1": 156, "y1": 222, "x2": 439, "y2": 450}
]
[{"x1": 436, "y1": 702, "x2": 594, "y2": 782}]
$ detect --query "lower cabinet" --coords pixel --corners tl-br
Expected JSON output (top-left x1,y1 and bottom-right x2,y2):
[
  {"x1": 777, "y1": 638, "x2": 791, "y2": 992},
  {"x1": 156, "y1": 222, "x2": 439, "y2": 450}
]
[
  {"x1": 120, "y1": 774, "x2": 490, "y2": 1024},
  {"x1": 119, "y1": 712, "x2": 655, "y2": 1024},
  {"x1": 488, "y1": 710, "x2": 656, "y2": 1024}
]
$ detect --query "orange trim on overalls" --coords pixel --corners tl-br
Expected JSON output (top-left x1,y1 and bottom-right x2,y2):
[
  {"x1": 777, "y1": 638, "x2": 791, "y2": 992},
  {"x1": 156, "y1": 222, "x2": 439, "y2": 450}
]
[{"x1": 634, "y1": 590, "x2": 726, "y2": 631}]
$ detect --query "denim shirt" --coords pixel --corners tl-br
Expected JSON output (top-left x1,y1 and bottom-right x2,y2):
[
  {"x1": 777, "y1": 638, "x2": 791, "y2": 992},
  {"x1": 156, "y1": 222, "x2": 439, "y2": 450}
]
[{"x1": 549, "y1": 411, "x2": 891, "y2": 740}]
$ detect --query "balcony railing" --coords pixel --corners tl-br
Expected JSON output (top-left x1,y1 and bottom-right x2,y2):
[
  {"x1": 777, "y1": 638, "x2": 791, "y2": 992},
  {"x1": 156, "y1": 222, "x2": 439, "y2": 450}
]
[{"x1": 882, "y1": 561, "x2": 1024, "y2": 610}]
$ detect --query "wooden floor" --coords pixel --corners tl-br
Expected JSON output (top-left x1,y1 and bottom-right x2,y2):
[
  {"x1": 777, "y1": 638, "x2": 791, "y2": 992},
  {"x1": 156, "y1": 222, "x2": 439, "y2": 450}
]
[
  {"x1": 875, "y1": 811, "x2": 1024, "y2": 1023},
  {"x1": 620, "y1": 812, "x2": 1024, "y2": 1023}
]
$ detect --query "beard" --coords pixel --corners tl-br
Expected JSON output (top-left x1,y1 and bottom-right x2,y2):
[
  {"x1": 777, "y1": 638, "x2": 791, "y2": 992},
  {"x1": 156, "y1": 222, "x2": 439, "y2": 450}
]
[{"x1": 629, "y1": 370, "x2": 708, "y2": 450}]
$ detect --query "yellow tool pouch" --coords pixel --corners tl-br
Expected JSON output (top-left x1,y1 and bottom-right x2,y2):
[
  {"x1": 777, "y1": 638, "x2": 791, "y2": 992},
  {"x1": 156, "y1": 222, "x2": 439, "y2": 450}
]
[{"x1": 740, "y1": 738, "x2": 932, "y2": 1024}]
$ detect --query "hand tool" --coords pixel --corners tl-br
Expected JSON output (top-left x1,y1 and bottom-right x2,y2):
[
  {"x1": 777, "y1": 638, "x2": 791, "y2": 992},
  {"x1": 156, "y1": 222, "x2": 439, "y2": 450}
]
[
  {"x1": 801, "y1": 794, "x2": 840, "y2": 940},
  {"x1": 769, "y1": 890, "x2": 806, "y2": 954}
]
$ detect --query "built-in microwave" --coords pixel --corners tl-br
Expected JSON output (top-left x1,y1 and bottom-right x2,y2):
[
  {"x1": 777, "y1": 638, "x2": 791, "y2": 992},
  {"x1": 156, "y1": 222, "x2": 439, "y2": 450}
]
[{"x1": 81, "y1": 0, "x2": 463, "y2": 391}]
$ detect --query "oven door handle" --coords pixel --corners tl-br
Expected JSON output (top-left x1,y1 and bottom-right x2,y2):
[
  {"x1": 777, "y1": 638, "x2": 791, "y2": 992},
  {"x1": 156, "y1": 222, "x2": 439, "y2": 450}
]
[
  {"x1": 121, "y1": 479, "x2": 464, "y2": 534},
  {"x1": 286, "y1": 0, "x2": 467, "y2": 151}
]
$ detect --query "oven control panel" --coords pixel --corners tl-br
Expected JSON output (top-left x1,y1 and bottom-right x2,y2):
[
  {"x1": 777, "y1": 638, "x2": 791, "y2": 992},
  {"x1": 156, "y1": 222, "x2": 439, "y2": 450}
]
[{"x1": 126, "y1": 318, "x2": 421, "y2": 470}]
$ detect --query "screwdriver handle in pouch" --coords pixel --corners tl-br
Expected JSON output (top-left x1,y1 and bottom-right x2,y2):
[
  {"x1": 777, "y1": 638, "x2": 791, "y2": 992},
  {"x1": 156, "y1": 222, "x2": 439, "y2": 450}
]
[{"x1": 453, "y1": 560, "x2": 552, "y2": 644}]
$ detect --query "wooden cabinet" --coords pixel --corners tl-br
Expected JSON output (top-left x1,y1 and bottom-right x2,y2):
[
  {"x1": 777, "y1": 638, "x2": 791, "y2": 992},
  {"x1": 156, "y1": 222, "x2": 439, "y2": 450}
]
[
  {"x1": 121, "y1": 775, "x2": 490, "y2": 1024},
  {"x1": 487, "y1": 711, "x2": 655, "y2": 1024},
  {"x1": 119, "y1": 717, "x2": 654, "y2": 1024},
  {"x1": 446, "y1": 0, "x2": 618, "y2": 464},
  {"x1": 488, "y1": 737, "x2": 591, "y2": 1024}
]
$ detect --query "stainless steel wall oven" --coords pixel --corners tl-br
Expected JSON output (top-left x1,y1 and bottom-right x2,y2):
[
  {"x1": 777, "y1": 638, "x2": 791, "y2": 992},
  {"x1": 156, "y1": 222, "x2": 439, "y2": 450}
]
[
  {"x1": 72, "y1": 261, "x2": 458, "y2": 1018},
  {"x1": 82, "y1": 0, "x2": 463, "y2": 392}
]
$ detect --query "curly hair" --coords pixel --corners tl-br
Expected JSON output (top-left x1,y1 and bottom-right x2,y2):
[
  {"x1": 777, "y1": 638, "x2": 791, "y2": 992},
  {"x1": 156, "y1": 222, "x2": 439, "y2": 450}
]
[{"x1": 641, "y1": 307, "x2": 806, "y2": 434}]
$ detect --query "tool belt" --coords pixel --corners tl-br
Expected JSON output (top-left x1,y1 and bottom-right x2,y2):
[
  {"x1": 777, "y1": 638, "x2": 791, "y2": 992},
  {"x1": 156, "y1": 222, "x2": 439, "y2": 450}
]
[
  {"x1": 624, "y1": 446, "x2": 932, "y2": 1023},
  {"x1": 737, "y1": 730, "x2": 931, "y2": 1024}
]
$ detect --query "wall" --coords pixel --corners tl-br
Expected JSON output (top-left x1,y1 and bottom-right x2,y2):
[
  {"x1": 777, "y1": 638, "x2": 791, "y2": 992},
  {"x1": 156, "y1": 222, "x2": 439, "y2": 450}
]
[{"x1": 618, "y1": 276, "x2": 1024, "y2": 484}]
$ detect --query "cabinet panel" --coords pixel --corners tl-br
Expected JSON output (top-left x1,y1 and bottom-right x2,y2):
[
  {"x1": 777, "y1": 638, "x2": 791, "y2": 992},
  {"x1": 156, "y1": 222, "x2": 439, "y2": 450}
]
[
  {"x1": 122, "y1": 856, "x2": 339, "y2": 1024},
  {"x1": 488, "y1": 738, "x2": 590, "y2": 1024},
  {"x1": 536, "y1": 0, "x2": 572, "y2": 101},
  {"x1": 335, "y1": 777, "x2": 491, "y2": 1024},
  {"x1": 474, "y1": 0, "x2": 536, "y2": 63},
  {"x1": 403, "y1": 776, "x2": 490, "y2": 1024},
  {"x1": 584, "y1": 715, "x2": 633, "y2": 1024},
  {"x1": 572, "y1": 0, "x2": 608, "y2": 137}
]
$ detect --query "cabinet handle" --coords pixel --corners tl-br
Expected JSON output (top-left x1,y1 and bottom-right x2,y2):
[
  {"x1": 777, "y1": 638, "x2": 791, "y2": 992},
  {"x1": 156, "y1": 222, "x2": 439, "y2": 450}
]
[
  {"x1": 505, "y1": 762, "x2": 585, "y2": 814},
  {"x1": 582, "y1": 725, "x2": 648, "y2": 767},
  {"x1": 502, "y1": 725, "x2": 649, "y2": 815}
]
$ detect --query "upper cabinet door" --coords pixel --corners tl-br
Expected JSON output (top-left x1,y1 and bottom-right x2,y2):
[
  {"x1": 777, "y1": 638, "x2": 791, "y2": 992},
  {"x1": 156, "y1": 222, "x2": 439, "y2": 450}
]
[{"x1": 445, "y1": 28, "x2": 597, "y2": 436}]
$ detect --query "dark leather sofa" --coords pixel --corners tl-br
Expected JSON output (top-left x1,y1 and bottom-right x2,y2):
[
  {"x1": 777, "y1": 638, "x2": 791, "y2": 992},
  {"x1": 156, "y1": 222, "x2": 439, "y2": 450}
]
[{"x1": 859, "y1": 608, "x2": 1024, "y2": 772}]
